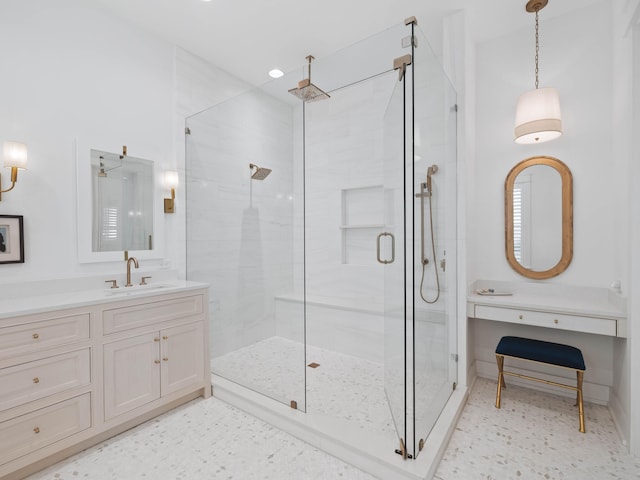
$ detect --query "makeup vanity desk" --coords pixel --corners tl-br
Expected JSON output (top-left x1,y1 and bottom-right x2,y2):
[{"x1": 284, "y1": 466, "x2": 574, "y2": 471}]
[{"x1": 467, "y1": 280, "x2": 627, "y2": 338}]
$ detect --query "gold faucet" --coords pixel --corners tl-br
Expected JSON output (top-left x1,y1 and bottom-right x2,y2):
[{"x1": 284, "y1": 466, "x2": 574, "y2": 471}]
[{"x1": 125, "y1": 257, "x2": 139, "y2": 287}]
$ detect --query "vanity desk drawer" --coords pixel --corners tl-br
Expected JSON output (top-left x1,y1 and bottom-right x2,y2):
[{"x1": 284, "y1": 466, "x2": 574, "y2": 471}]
[
  {"x1": 0, "y1": 393, "x2": 91, "y2": 465},
  {"x1": 0, "y1": 313, "x2": 90, "y2": 360},
  {"x1": 0, "y1": 348, "x2": 91, "y2": 412},
  {"x1": 473, "y1": 305, "x2": 617, "y2": 336},
  {"x1": 103, "y1": 294, "x2": 204, "y2": 335}
]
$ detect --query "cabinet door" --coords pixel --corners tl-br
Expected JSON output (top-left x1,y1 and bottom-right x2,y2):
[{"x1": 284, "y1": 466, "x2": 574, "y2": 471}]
[
  {"x1": 160, "y1": 322, "x2": 205, "y2": 396},
  {"x1": 104, "y1": 332, "x2": 161, "y2": 420}
]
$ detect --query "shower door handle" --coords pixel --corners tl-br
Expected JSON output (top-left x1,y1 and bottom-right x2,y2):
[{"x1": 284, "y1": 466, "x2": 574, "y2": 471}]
[{"x1": 376, "y1": 232, "x2": 395, "y2": 264}]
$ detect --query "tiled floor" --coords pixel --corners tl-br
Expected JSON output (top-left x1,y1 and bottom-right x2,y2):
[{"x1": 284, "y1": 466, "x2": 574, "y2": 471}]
[{"x1": 26, "y1": 378, "x2": 640, "y2": 479}]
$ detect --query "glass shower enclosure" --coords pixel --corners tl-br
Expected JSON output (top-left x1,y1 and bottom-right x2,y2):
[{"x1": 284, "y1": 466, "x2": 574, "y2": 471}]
[{"x1": 186, "y1": 18, "x2": 457, "y2": 461}]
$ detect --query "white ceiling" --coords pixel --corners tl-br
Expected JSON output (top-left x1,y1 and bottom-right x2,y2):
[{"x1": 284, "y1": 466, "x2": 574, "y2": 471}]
[{"x1": 90, "y1": 0, "x2": 601, "y2": 86}]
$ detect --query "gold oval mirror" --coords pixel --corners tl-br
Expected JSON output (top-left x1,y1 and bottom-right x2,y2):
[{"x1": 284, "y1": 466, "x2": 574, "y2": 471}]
[{"x1": 505, "y1": 156, "x2": 573, "y2": 279}]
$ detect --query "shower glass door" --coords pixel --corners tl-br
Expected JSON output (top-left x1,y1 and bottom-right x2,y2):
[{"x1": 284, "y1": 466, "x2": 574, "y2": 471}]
[
  {"x1": 411, "y1": 22, "x2": 458, "y2": 456},
  {"x1": 382, "y1": 72, "x2": 408, "y2": 453}
]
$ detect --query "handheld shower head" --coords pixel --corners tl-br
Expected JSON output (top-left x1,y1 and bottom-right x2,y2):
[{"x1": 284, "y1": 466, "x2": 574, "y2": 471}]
[
  {"x1": 249, "y1": 163, "x2": 272, "y2": 180},
  {"x1": 426, "y1": 164, "x2": 438, "y2": 194}
]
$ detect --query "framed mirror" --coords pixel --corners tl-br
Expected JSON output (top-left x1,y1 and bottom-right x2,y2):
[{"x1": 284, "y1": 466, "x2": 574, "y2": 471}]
[
  {"x1": 505, "y1": 156, "x2": 572, "y2": 279},
  {"x1": 76, "y1": 139, "x2": 165, "y2": 263}
]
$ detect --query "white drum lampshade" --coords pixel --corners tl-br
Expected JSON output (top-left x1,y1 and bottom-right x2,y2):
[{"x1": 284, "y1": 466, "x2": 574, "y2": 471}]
[{"x1": 514, "y1": 87, "x2": 562, "y2": 144}]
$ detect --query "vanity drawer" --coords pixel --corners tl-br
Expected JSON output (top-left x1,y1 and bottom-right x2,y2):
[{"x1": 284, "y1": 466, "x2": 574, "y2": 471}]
[
  {"x1": 0, "y1": 393, "x2": 91, "y2": 465},
  {"x1": 474, "y1": 305, "x2": 617, "y2": 336},
  {"x1": 0, "y1": 349, "x2": 91, "y2": 412},
  {"x1": 0, "y1": 313, "x2": 90, "y2": 359},
  {"x1": 103, "y1": 295, "x2": 204, "y2": 335}
]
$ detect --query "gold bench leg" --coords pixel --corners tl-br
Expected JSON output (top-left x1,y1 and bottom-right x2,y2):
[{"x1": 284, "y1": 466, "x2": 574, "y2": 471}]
[
  {"x1": 495, "y1": 354, "x2": 505, "y2": 408},
  {"x1": 577, "y1": 370, "x2": 585, "y2": 433}
]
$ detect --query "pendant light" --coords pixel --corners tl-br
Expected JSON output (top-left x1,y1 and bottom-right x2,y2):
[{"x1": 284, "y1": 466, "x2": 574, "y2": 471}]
[{"x1": 514, "y1": 0, "x2": 562, "y2": 144}]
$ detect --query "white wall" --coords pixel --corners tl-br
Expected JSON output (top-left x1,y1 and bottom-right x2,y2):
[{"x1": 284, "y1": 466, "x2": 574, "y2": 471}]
[
  {"x1": 472, "y1": 1, "x2": 623, "y2": 288},
  {"x1": 0, "y1": 0, "x2": 177, "y2": 280}
]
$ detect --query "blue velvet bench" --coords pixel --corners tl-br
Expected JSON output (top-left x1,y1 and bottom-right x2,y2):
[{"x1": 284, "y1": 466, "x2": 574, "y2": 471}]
[{"x1": 495, "y1": 336, "x2": 586, "y2": 433}]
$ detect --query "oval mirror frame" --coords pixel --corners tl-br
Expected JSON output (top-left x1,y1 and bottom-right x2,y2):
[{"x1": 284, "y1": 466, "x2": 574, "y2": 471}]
[{"x1": 505, "y1": 156, "x2": 573, "y2": 279}]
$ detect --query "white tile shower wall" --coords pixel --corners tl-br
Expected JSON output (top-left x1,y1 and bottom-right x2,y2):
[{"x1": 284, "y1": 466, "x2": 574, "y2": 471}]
[
  {"x1": 298, "y1": 73, "x2": 394, "y2": 307},
  {"x1": 186, "y1": 89, "x2": 294, "y2": 357},
  {"x1": 174, "y1": 48, "x2": 253, "y2": 279}
]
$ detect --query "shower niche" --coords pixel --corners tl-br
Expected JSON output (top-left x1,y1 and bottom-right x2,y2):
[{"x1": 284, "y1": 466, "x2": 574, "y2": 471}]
[
  {"x1": 340, "y1": 185, "x2": 384, "y2": 265},
  {"x1": 186, "y1": 16, "x2": 458, "y2": 477}
]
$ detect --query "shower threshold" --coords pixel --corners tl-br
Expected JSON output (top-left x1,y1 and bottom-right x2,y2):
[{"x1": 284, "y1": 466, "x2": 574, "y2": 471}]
[{"x1": 212, "y1": 373, "x2": 467, "y2": 480}]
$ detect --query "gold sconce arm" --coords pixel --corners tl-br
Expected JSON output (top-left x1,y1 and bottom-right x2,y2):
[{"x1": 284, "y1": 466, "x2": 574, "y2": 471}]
[
  {"x1": 164, "y1": 188, "x2": 175, "y2": 214},
  {"x1": 163, "y1": 170, "x2": 178, "y2": 214},
  {"x1": 0, "y1": 167, "x2": 19, "y2": 201}
]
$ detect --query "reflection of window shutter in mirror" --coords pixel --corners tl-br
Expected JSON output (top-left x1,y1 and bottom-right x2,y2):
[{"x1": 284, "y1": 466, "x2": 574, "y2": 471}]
[
  {"x1": 513, "y1": 187, "x2": 523, "y2": 263},
  {"x1": 102, "y1": 207, "x2": 119, "y2": 241}
]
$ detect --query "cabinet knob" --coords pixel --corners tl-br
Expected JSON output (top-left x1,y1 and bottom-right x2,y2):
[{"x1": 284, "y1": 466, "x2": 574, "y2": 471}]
[
  {"x1": 554, "y1": 319, "x2": 559, "y2": 324},
  {"x1": 162, "y1": 336, "x2": 168, "y2": 340},
  {"x1": 154, "y1": 338, "x2": 160, "y2": 342},
  {"x1": 518, "y1": 315, "x2": 523, "y2": 320},
  {"x1": 33, "y1": 427, "x2": 40, "y2": 434},
  {"x1": 33, "y1": 377, "x2": 40, "y2": 384},
  {"x1": 154, "y1": 360, "x2": 161, "y2": 364},
  {"x1": 32, "y1": 333, "x2": 39, "y2": 339},
  {"x1": 163, "y1": 357, "x2": 169, "y2": 362}
]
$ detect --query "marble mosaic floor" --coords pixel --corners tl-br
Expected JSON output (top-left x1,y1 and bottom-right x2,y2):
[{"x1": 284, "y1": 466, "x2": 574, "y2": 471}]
[
  {"x1": 26, "y1": 378, "x2": 640, "y2": 479},
  {"x1": 212, "y1": 337, "x2": 398, "y2": 437}
]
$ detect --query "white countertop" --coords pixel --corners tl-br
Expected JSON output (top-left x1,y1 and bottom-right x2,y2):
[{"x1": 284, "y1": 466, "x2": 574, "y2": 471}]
[
  {"x1": 0, "y1": 277, "x2": 209, "y2": 320},
  {"x1": 467, "y1": 280, "x2": 626, "y2": 320}
]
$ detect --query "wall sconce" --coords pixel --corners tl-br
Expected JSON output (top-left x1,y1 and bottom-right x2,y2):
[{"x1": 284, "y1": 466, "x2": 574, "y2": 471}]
[
  {"x1": 164, "y1": 170, "x2": 179, "y2": 214},
  {"x1": 0, "y1": 141, "x2": 28, "y2": 202},
  {"x1": 514, "y1": 0, "x2": 562, "y2": 144}
]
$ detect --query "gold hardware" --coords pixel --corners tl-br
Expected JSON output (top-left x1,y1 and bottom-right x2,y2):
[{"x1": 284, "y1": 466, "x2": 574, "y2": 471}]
[
  {"x1": 554, "y1": 319, "x2": 559, "y2": 324},
  {"x1": 140, "y1": 276, "x2": 152, "y2": 286},
  {"x1": 33, "y1": 427, "x2": 40, "y2": 434},
  {"x1": 154, "y1": 338, "x2": 160, "y2": 342},
  {"x1": 290, "y1": 400, "x2": 297, "y2": 410},
  {"x1": 419, "y1": 438, "x2": 425, "y2": 452},
  {"x1": 122, "y1": 145, "x2": 127, "y2": 157},
  {"x1": 399, "y1": 438, "x2": 407, "y2": 459},
  {"x1": 307, "y1": 362, "x2": 320, "y2": 368},
  {"x1": 33, "y1": 377, "x2": 40, "y2": 384},
  {"x1": 162, "y1": 336, "x2": 168, "y2": 340},
  {"x1": 154, "y1": 360, "x2": 160, "y2": 364},
  {"x1": 376, "y1": 232, "x2": 395, "y2": 264},
  {"x1": 393, "y1": 54, "x2": 412, "y2": 81},
  {"x1": 124, "y1": 250, "x2": 128, "y2": 261},
  {"x1": 0, "y1": 141, "x2": 28, "y2": 202},
  {"x1": 163, "y1": 357, "x2": 168, "y2": 361},
  {"x1": 105, "y1": 279, "x2": 119, "y2": 289},
  {"x1": 32, "y1": 333, "x2": 39, "y2": 339},
  {"x1": 519, "y1": 315, "x2": 523, "y2": 320},
  {"x1": 164, "y1": 171, "x2": 179, "y2": 214},
  {"x1": 125, "y1": 256, "x2": 139, "y2": 287},
  {"x1": 404, "y1": 16, "x2": 417, "y2": 26}
]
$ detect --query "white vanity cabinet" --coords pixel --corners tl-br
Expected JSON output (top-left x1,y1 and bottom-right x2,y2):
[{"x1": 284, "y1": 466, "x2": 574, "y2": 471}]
[
  {"x1": 0, "y1": 308, "x2": 94, "y2": 472},
  {"x1": 102, "y1": 294, "x2": 206, "y2": 420},
  {"x1": 0, "y1": 285, "x2": 210, "y2": 480}
]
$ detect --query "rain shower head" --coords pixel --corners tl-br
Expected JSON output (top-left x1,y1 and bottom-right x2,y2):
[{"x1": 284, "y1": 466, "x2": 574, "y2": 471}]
[
  {"x1": 249, "y1": 163, "x2": 272, "y2": 180},
  {"x1": 288, "y1": 55, "x2": 330, "y2": 103}
]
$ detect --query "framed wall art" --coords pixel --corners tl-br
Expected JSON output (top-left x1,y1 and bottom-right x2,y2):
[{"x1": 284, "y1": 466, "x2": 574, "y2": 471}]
[{"x1": 0, "y1": 215, "x2": 24, "y2": 264}]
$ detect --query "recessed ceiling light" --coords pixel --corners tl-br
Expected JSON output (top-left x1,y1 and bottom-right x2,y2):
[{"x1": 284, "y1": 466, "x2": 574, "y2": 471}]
[{"x1": 269, "y1": 69, "x2": 284, "y2": 79}]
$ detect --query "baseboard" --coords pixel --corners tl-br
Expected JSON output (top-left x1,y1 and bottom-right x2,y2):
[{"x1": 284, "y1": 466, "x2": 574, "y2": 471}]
[
  {"x1": 608, "y1": 389, "x2": 630, "y2": 447},
  {"x1": 474, "y1": 359, "x2": 610, "y2": 405}
]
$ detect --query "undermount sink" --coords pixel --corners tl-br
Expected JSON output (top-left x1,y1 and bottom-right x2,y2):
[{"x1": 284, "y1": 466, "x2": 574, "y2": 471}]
[{"x1": 103, "y1": 283, "x2": 173, "y2": 296}]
